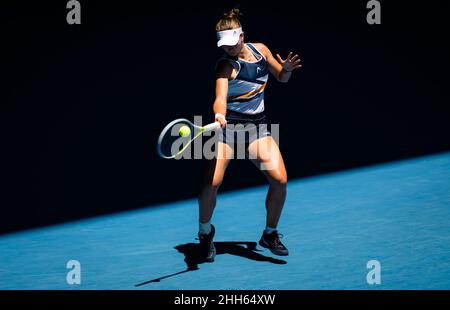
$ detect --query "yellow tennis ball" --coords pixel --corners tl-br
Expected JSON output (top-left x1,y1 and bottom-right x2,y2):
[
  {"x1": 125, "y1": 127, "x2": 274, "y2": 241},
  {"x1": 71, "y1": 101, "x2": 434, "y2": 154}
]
[{"x1": 179, "y1": 125, "x2": 191, "y2": 137}]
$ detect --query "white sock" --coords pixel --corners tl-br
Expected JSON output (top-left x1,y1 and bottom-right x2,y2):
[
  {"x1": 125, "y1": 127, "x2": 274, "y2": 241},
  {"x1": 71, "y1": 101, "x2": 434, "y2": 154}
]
[
  {"x1": 199, "y1": 220, "x2": 211, "y2": 235},
  {"x1": 264, "y1": 226, "x2": 277, "y2": 235}
]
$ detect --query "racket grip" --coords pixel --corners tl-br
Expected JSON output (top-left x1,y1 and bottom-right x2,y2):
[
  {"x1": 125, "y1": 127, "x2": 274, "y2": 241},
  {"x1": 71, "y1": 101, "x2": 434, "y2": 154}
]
[{"x1": 203, "y1": 122, "x2": 221, "y2": 132}]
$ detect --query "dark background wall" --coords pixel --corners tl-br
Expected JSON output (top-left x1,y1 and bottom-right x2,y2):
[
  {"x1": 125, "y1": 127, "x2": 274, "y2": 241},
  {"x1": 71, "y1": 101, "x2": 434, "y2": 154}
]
[{"x1": 1, "y1": 0, "x2": 449, "y2": 234}]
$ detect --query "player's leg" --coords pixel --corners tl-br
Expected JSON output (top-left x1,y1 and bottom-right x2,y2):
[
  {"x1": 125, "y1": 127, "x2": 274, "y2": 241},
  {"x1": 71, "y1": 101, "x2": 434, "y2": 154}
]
[
  {"x1": 248, "y1": 136, "x2": 287, "y2": 228},
  {"x1": 198, "y1": 141, "x2": 234, "y2": 261},
  {"x1": 247, "y1": 135, "x2": 289, "y2": 255},
  {"x1": 199, "y1": 141, "x2": 234, "y2": 223}
]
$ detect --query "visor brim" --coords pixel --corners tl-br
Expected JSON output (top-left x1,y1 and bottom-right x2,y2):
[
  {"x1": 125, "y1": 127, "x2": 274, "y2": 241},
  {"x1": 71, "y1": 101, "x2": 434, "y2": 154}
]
[{"x1": 217, "y1": 36, "x2": 240, "y2": 47}]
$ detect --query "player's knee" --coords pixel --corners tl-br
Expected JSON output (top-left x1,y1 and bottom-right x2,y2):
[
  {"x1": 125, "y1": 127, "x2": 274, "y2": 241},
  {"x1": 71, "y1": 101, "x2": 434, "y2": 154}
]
[
  {"x1": 211, "y1": 177, "x2": 223, "y2": 189},
  {"x1": 204, "y1": 176, "x2": 223, "y2": 191},
  {"x1": 279, "y1": 169, "x2": 288, "y2": 186},
  {"x1": 278, "y1": 177, "x2": 288, "y2": 187},
  {"x1": 269, "y1": 174, "x2": 287, "y2": 187}
]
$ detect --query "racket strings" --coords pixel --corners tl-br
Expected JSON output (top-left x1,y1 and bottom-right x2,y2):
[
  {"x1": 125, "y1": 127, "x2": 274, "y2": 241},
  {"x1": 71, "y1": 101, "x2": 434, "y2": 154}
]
[{"x1": 158, "y1": 121, "x2": 196, "y2": 158}]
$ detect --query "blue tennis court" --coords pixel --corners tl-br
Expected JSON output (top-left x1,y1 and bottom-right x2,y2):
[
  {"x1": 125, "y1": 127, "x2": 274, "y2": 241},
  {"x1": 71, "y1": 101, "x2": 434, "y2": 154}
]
[{"x1": 1, "y1": 151, "x2": 449, "y2": 290}]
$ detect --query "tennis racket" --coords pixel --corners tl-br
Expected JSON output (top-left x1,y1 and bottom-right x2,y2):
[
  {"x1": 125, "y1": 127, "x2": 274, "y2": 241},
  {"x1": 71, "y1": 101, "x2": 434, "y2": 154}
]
[{"x1": 157, "y1": 119, "x2": 221, "y2": 159}]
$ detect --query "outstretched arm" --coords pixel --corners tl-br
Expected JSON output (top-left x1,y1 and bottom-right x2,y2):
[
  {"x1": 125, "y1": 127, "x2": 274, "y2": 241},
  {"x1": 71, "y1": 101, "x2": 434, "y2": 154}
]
[{"x1": 256, "y1": 43, "x2": 302, "y2": 83}]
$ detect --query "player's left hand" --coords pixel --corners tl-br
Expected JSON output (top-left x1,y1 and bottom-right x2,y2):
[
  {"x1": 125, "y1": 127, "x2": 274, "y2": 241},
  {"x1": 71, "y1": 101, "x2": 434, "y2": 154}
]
[{"x1": 276, "y1": 52, "x2": 302, "y2": 72}]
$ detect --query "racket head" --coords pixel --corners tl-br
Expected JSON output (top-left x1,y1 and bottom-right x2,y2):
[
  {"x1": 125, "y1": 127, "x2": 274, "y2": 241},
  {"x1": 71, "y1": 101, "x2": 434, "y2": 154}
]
[{"x1": 157, "y1": 118, "x2": 197, "y2": 159}]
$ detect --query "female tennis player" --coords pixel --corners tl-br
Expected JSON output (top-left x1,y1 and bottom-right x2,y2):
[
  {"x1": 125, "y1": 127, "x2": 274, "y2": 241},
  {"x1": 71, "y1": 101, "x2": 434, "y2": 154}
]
[{"x1": 198, "y1": 8, "x2": 302, "y2": 261}]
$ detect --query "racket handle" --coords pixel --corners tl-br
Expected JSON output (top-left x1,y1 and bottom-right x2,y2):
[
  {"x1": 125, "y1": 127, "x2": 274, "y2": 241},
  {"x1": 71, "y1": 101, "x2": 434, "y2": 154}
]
[{"x1": 203, "y1": 122, "x2": 221, "y2": 132}]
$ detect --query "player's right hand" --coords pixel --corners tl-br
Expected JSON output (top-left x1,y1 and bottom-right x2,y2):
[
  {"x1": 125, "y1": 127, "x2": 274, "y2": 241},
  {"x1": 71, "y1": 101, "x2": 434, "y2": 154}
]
[{"x1": 215, "y1": 113, "x2": 227, "y2": 128}]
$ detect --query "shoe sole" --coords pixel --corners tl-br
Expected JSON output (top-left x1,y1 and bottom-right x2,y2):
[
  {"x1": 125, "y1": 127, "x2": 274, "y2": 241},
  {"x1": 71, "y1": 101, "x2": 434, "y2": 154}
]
[{"x1": 259, "y1": 239, "x2": 289, "y2": 256}]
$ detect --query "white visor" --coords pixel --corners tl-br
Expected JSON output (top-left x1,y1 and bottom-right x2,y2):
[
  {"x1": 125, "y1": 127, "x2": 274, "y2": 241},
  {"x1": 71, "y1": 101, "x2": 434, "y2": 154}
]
[{"x1": 216, "y1": 27, "x2": 243, "y2": 47}]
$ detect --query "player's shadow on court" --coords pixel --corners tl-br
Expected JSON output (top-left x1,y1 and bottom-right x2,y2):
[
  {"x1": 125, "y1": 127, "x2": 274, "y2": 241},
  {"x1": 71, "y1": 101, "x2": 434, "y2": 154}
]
[{"x1": 135, "y1": 241, "x2": 286, "y2": 287}]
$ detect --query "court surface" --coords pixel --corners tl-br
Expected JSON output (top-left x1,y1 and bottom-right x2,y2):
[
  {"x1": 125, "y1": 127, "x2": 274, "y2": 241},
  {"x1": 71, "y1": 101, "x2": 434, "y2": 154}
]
[{"x1": 1, "y1": 151, "x2": 449, "y2": 289}]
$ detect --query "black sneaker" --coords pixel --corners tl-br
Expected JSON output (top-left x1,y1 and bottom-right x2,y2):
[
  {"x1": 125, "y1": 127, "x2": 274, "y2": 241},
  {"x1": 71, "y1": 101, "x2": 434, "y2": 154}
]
[
  {"x1": 259, "y1": 230, "x2": 289, "y2": 256},
  {"x1": 198, "y1": 224, "x2": 216, "y2": 262}
]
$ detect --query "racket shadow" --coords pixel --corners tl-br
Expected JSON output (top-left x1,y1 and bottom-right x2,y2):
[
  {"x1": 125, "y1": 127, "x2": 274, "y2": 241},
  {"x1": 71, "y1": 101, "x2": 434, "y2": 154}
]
[{"x1": 135, "y1": 241, "x2": 287, "y2": 287}]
